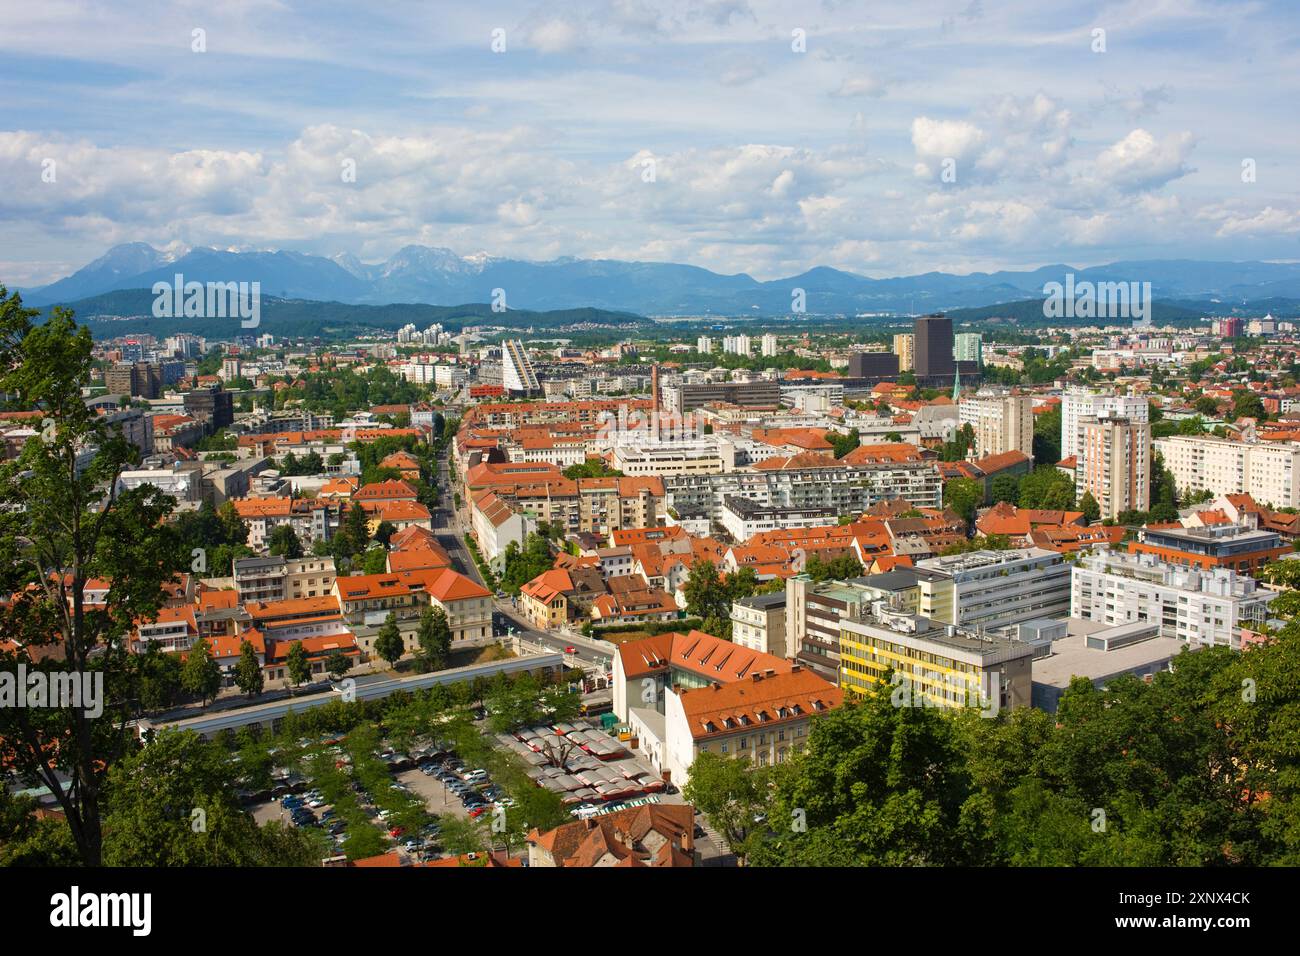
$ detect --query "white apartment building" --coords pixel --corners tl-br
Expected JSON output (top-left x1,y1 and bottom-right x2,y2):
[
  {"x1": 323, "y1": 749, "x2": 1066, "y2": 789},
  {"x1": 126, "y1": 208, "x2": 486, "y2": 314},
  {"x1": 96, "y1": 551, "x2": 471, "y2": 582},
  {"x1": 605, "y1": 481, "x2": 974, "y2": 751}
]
[
  {"x1": 1071, "y1": 549, "x2": 1274, "y2": 649},
  {"x1": 611, "y1": 437, "x2": 737, "y2": 476},
  {"x1": 953, "y1": 332, "x2": 982, "y2": 363},
  {"x1": 1077, "y1": 416, "x2": 1150, "y2": 520},
  {"x1": 912, "y1": 548, "x2": 1071, "y2": 632},
  {"x1": 958, "y1": 390, "x2": 1034, "y2": 458},
  {"x1": 720, "y1": 496, "x2": 839, "y2": 542},
  {"x1": 401, "y1": 362, "x2": 439, "y2": 385},
  {"x1": 697, "y1": 336, "x2": 713, "y2": 355},
  {"x1": 730, "y1": 592, "x2": 788, "y2": 656},
  {"x1": 760, "y1": 333, "x2": 779, "y2": 357},
  {"x1": 1061, "y1": 387, "x2": 1148, "y2": 460},
  {"x1": 1154, "y1": 435, "x2": 1300, "y2": 510}
]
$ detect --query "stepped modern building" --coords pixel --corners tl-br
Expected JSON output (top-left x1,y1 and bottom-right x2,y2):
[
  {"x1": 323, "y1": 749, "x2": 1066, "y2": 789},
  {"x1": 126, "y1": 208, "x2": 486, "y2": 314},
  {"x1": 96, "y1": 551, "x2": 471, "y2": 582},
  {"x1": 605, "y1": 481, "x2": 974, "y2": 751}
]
[{"x1": 502, "y1": 339, "x2": 540, "y2": 395}]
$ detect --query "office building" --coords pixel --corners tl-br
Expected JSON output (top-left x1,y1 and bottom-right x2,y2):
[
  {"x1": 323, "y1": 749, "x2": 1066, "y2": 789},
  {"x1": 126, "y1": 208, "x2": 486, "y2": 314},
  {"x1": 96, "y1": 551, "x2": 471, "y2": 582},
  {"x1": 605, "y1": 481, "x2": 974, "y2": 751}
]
[
  {"x1": 847, "y1": 352, "x2": 900, "y2": 379},
  {"x1": 662, "y1": 380, "x2": 782, "y2": 413},
  {"x1": 912, "y1": 548, "x2": 1071, "y2": 631},
  {"x1": 183, "y1": 385, "x2": 234, "y2": 431},
  {"x1": 839, "y1": 606, "x2": 1034, "y2": 712},
  {"x1": 1127, "y1": 522, "x2": 1289, "y2": 575},
  {"x1": 1071, "y1": 549, "x2": 1274, "y2": 649},
  {"x1": 913, "y1": 315, "x2": 954, "y2": 382}
]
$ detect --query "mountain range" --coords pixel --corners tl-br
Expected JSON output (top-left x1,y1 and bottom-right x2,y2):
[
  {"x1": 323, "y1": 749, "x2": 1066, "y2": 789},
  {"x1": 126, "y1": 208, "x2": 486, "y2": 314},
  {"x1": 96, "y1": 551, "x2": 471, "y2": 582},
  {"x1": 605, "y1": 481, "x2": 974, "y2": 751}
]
[{"x1": 17, "y1": 243, "x2": 1300, "y2": 317}]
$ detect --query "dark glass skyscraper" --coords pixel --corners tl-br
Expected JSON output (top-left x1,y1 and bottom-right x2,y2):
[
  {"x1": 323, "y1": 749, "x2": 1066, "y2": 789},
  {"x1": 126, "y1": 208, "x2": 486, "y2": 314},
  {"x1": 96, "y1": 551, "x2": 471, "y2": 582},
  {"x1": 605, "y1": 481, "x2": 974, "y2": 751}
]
[{"x1": 913, "y1": 315, "x2": 954, "y2": 381}]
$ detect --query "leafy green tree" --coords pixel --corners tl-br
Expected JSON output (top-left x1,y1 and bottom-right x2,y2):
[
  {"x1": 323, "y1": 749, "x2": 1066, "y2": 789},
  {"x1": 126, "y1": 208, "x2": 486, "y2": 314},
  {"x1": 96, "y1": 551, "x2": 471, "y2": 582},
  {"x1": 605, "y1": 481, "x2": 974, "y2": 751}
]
[
  {"x1": 683, "y1": 559, "x2": 731, "y2": 622},
  {"x1": 103, "y1": 730, "x2": 321, "y2": 866},
  {"x1": 417, "y1": 605, "x2": 453, "y2": 672},
  {"x1": 325, "y1": 650, "x2": 352, "y2": 681},
  {"x1": 1079, "y1": 491, "x2": 1100, "y2": 523},
  {"x1": 234, "y1": 640, "x2": 264, "y2": 698},
  {"x1": 267, "y1": 524, "x2": 303, "y2": 559},
  {"x1": 944, "y1": 477, "x2": 984, "y2": 527},
  {"x1": 373, "y1": 613, "x2": 406, "y2": 667},
  {"x1": 683, "y1": 752, "x2": 769, "y2": 863},
  {"x1": 0, "y1": 290, "x2": 187, "y2": 866},
  {"x1": 373, "y1": 520, "x2": 397, "y2": 547},
  {"x1": 804, "y1": 552, "x2": 865, "y2": 582},
  {"x1": 360, "y1": 545, "x2": 389, "y2": 574},
  {"x1": 182, "y1": 637, "x2": 223, "y2": 705},
  {"x1": 1018, "y1": 466, "x2": 1075, "y2": 510},
  {"x1": 829, "y1": 427, "x2": 860, "y2": 459},
  {"x1": 757, "y1": 684, "x2": 973, "y2": 866},
  {"x1": 286, "y1": 640, "x2": 312, "y2": 690},
  {"x1": 341, "y1": 501, "x2": 370, "y2": 553},
  {"x1": 1033, "y1": 404, "x2": 1062, "y2": 465},
  {"x1": 1233, "y1": 390, "x2": 1266, "y2": 421},
  {"x1": 989, "y1": 473, "x2": 1021, "y2": 505},
  {"x1": 133, "y1": 641, "x2": 184, "y2": 714}
]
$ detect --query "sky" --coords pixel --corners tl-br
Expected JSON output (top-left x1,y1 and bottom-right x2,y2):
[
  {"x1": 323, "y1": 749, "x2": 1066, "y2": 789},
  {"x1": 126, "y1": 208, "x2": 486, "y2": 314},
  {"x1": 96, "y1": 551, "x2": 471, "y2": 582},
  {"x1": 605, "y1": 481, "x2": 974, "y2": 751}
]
[{"x1": 1, "y1": 0, "x2": 1297, "y2": 287}]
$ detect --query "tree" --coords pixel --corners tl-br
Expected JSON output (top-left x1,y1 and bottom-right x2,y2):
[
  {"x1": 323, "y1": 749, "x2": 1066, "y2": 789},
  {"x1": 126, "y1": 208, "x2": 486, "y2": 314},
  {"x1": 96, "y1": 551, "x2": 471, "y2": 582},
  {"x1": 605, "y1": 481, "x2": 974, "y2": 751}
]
[
  {"x1": 1233, "y1": 390, "x2": 1266, "y2": 422},
  {"x1": 285, "y1": 640, "x2": 312, "y2": 690},
  {"x1": 374, "y1": 613, "x2": 406, "y2": 667},
  {"x1": 939, "y1": 423, "x2": 975, "y2": 462},
  {"x1": 1018, "y1": 466, "x2": 1075, "y2": 510},
  {"x1": 342, "y1": 501, "x2": 370, "y2": 553},
  {"x1": 683, "y1": 752, "x2": 769, "y2": 863},
  {"x1": 0, "y1": 290, "x2": 186, "y2": 866},
  {"x1": 440, "y1": 816, "x2": 488, "y2": 857},
  {"x1": 804, "y1": 552, "x2": 864, "y2": 582},
  {"x1": 133, "y1": 641, "x2": 184, "y2": 714},
  {"x1": 360, "y1": 545, "x2": 388, "y2": 574},
  {"x1": 1033, "y1": 404, "x2": 1062, "y2": 465},
  {"x1": 989, "y1": 473, "x2": 1021, "y2": 505},
  {"x1": 417, "y1": 605, "x2": 453, "y2": 672},
  {"x1": 102, "y1": 730, "x2": 320, "y2": 866},
  {"x1": 374, "y1": 520, "x2": 397, "y2": 547},
  {"x1": 325, "y1": 650, "x2": 352, "y2": 681},
  {"x1": 267, "y1": 524, "x2": 303, "y2": 559},
  {"x1": 235, "y1": 639, "x2": 265, "y2": 697},
  {"x1": 1079, "y1": 491, "x2": 1100, "y2": 523},
  {"x1": 683, "y1": 559, "x2": 731, "y2": 622},
  {"x1": 829, "y1": 428, "x2": 860, "y2": 459},
  {"x1": 944, "y1": 477, "x2": 984, "y2": 527}
]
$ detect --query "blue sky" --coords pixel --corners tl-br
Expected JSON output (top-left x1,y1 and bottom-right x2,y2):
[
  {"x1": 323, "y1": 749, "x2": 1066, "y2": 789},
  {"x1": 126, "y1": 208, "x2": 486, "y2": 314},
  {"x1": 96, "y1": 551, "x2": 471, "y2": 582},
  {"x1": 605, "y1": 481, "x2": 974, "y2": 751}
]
[{"x1": 1, "y1": 0, "x2": 1297, "y2": 286}]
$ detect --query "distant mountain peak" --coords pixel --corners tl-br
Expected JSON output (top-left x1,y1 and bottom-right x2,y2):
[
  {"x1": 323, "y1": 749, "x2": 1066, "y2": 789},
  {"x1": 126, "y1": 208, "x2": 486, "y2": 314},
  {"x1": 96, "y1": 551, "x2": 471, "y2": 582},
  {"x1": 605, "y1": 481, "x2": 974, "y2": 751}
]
[{"x1": 20, "y1": 243, "x2": 1300, "y2": 317}]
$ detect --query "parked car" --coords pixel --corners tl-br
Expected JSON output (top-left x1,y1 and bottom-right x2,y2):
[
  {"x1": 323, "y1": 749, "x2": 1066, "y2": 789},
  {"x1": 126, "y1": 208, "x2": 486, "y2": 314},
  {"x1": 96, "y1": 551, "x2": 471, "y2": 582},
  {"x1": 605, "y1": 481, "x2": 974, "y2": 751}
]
[{"x1": 468, "y1": 805, "x2": 489, "y2": 819}]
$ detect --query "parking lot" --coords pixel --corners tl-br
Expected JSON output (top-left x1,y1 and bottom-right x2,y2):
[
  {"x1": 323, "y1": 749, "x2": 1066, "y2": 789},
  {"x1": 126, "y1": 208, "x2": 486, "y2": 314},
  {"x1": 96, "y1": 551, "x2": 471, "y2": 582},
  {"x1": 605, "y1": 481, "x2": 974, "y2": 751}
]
[{"x1": 240, "y1": 720, "x2": 731, "y2": 865}]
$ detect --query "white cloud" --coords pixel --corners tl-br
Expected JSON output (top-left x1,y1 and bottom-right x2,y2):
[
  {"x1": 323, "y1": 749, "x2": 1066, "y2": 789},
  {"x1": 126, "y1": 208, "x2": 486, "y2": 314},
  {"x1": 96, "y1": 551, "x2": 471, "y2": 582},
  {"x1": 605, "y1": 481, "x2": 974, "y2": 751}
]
[{"x1": 1091, "y1": 128, "x2": 1195, "y2": 193}]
